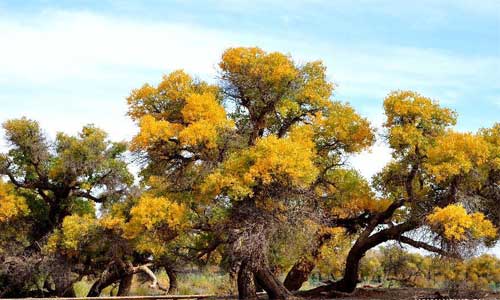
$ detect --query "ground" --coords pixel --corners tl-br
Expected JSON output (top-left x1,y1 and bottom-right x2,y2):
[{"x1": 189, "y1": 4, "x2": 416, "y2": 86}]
[{"x1": 322, "y1": 288, "x2": 500, "y2": 300}]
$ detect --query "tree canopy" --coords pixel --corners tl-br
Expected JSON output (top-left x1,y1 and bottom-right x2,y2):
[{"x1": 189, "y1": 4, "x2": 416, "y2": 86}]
[{"x1": 0, "y1": 47, "x2": 498, "y2": 298}]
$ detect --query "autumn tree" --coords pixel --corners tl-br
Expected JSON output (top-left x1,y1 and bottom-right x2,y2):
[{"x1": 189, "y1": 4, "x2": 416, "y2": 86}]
[
  {"x1": 300, "y1": 91, "x2": 498, "y2": 296},
  {"x1": 127, "y1": 47, "x2": 376, "y2": 299},
  {"x1": 0, "y1": 118, "x2": 133, "y2": 296}
]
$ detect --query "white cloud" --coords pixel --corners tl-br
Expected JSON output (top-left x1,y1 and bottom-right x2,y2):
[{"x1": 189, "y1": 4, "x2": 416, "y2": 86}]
[
  {"x1": 350, "y1": 141, "x2": 392, "y2": 181},
  {"x1": 0, "y1": 10, "x2": 237, "y2": 85},
  {"x1": 0, "y1": 8, "x2": 498, "y2": 181}
]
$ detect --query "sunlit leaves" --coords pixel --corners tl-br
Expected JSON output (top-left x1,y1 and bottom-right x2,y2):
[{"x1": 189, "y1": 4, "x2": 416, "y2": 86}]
[
  {"x1": 124, "y1": 195, "x2": 187, "y2": 238},
  {"x1": 0, "y1": 181, "x2": 29, "y2": 222},
  {"x1": 220, "y1": 47, "x2": 298, "y2": 100},
  {"x1": 424, "y1": 131, "x2": 489, "y2": 182},
  {"x1": 480, "y1": 123, "x2": 500, "y2": 170},
  {"x1": 130, "y1": 75, "x2": 232, "y2": 153},
  {"x1": 384, "y1": 90, "x2": 456, "y2": 153},
  {"x1": 313, "y1": 102, "x2": 374, "y2": 154},
  {"x1": 202, "y1": 127, "x2": 318, "y2": 199},
  {"x1": 127, "y1": 70, "x2": 219, "y2": 122},
  {"x1": 46, "y1": 214, "x2": 98, "y2": 254},
  {"x1": 427, "y1": 204, "x2": 497, "y2": 241}
]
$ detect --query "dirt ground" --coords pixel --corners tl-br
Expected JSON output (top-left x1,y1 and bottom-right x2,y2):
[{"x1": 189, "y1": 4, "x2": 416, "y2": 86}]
[{"x1": 319, "y1": 287, "x2": 500, "y2": 300}]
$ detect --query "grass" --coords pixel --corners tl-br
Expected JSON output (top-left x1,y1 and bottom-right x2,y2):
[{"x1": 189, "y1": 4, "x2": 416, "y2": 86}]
[{"x1": 73, "y1": 268, "x2": 234, "y2": 296}]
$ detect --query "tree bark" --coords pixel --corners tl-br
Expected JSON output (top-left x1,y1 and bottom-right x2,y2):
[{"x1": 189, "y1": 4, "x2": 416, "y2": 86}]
[
  {"x1": 255, "y1": 265, "x2": 292, "y2": 300},
  {"x1": 284, "y1": 258, "x2": 316, "y2": 292},
  {"x1": 117, "y1": 274, "x2": 133, "y2": 296},
  {"x1": 238, "y1": 260, "x2": 258, "y2": 300},
  {"x1": 299, "y1": 220, "x2": 418, "y2": 297},
  {"x1": 284, "y1": 232, "x2": 332, "y2": 291},
  {"x1": 87, "y1": 270, "x2": 121, "y2": 297},
  {"x1": 166, "y1": 267, "x2": 178, "y2": 294}
]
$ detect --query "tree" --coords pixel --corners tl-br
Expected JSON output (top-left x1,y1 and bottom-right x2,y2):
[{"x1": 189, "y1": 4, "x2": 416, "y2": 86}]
[
  {"x1": 45, "y1": 192, "x2": 186, "y2": 296},
  {"x1": 127, "y1": 47, "x2": 375, "y2": 299},
  {"x1": 0, "y1": 118, "x2": 133, "y2": 296},
  {"x1": 300, "y1": 91, "x2": 498, "y2": 296}
]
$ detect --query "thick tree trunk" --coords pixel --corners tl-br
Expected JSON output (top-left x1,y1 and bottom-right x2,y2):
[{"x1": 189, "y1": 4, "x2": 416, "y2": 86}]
[
  {"x1": 238, "y1": 260, "x2": 258, "y2": 299},
  {"x1": 59, "y1": 285, "x2": 76, "y2": 297},
  {"x1": 284, "y1": 232, "x2": 332, "y2": 291},
  {"x1": 166, "y1": 268, "x2": 178, "y2": 294},
  {"x1": 296, "y1": 241, "x2": 365, "y2": 297},
  {"x1": 255, "y1": 266, "x2": 292, "y2": 300},
  {"x1": 87, "y1": 268, "x2": 122, "y2": 296},
  {"x1": 117, "y1": 274, "x2": 133, "y2": 296},
  {"x1": 284, "y1": 258, "x2": 316, "y2": 292}
]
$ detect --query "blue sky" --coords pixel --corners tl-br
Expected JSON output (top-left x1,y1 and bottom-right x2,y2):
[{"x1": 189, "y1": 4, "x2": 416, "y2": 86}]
[{"x1": 0, "y1": 0, "x2": 499, "y2": 254}]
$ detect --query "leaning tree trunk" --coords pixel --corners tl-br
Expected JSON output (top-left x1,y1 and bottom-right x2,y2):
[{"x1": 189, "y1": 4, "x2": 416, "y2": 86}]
[
  {"x1": 232, "y1": 201, "x2": 294, "y2": 299},
  {"x1": 298, "y1": 220, "x2": 417, "y2": 297},
  {"x1": 87, "y1": 266, "x2": 124, "y2": 296},
  {"x1": 255, "y1": 265, "x2": 292, "y2": 300},
  {"x1": 284, "y1": 232, "x2": 332, "y2": 291},
  {"x1": 237, "y1": 257, "x2": 293, "y2": 300},
  {"x1": 283, "y1": 257, "x2": 316, "y2": 292}
]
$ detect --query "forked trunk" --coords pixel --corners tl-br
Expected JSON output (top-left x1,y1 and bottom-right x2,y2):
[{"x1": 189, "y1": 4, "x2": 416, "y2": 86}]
[{"x1": 87, "y1": 265, "x2": 124, "y2": 296}]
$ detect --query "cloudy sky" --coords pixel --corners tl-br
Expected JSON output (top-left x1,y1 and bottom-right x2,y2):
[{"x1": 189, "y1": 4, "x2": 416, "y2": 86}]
[{"x1": 0, "y1": 0, "x2": 499, "y2": 253}]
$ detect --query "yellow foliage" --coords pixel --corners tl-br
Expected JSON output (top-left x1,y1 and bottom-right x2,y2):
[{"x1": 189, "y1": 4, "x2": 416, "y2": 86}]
[
  {"x1": 424, "y1": 131, "x2": 489, "y2": 182},
  {"x1": 202, "y1": 126, "x2": 318, "y2": 199},
  {"x1": 315, "y1": 169, "x2": 385, "y2": 218},
  {"x1": 100, "y1": 215, "x2": 125, "y2": 232},
  {"x1": 220, "y1": 47, "x2": 298, "y2": 93},
  {"x1": 128, "y1": 70, "x2": 216, "y2": 122},
  {"x1": 0, "y1": 181, "x2": 29, "y2": 222},
  {"x1": 46, "y1": 214, "x2": 98, "y2": 253},
  {"x1": 313, "y1": 102, "x2": 374, "y2": 153},
  {"x1": 427, "y1": 204, "x2": 497, "y2": 241},
  {"x1": 480, "y1": 123, "x2": 500, "y2": 170},
  {"x1": 124, "y1": 195, "x2": 187, "y2": 239},
  {"x1": 131, "y1": 115, "x2": 182, "y2": 150},
  {"x1": 131, "y1": 89, "x2": 232, "y2": 151},
  {"x1": 466, "y1": 254, "x2": 500, "y2": 289},
  {"x1": 384, "y1": 90, "x2": 456, "y2": 151}
]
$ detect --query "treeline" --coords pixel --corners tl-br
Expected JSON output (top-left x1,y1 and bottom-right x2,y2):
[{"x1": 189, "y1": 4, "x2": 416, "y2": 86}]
[
  {"x1": 356, "y1": 246, "x2": 499, "y2": 291},
  {"x1": 0, "y1": 47, "x2": 499, "y2": 298}
]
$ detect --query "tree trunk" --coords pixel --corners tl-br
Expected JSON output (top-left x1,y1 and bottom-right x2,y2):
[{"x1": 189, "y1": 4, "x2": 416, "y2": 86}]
[
  {"x1": 166, "y1": 268, "x2": 178, "y2": 294},
  {"x1": 238, "y1": 260, "x2": 258, "y2": 300},
  {"x1": 255, "y1": 265, "x2": 292, "y2": 300},
  {"x1": 298, "y1": 221, "x2": 418, "y2": 297},
  {"x1": 87, "y1": 269, "x2": 121, "y2": 296},
  {"x1": 117, "y1": 274, "x2": 133, "y2": 296},
  {"x1": 284, "y1": 232, "x2": 332, "y2": 291},
  {"x1": 284, "y1": 258, "x2": 315, "y2": 292}
]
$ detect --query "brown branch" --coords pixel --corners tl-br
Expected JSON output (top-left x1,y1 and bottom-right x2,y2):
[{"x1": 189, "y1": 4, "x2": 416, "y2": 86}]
[{"x1": 398, "y1": 236, "x2": 450, "y2": 256}]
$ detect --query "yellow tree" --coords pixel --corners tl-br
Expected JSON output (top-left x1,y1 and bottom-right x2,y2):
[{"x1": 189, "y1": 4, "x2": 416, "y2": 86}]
[
  {"x1": 45, "y1": 192, "x2": 188, "y2": 296},
  {"x1": 301, "y1": 91, "x2": 498, "y2": 296},
  {"x1": 127, "y1": 47, "x2": 374, "y2": 299}
]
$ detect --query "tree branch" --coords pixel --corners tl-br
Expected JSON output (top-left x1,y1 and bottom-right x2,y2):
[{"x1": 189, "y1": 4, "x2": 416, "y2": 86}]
[
  {"x1": 135, "y1": 264, "x2": 169, "y2": 292},
  {"x1": 398, "y1": 236, "x2": 450, "y2": 257}
]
